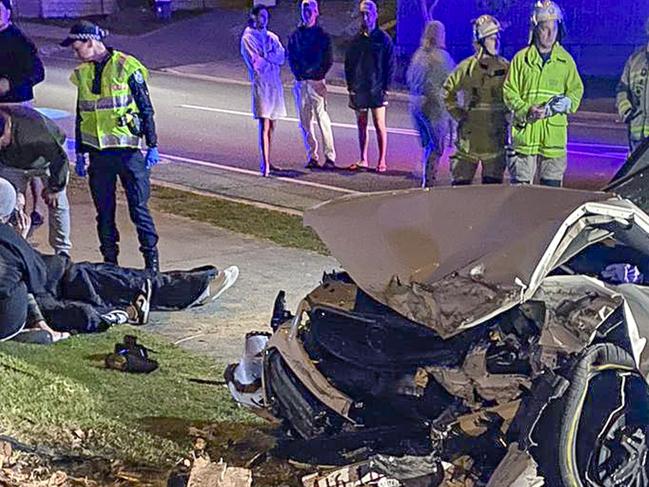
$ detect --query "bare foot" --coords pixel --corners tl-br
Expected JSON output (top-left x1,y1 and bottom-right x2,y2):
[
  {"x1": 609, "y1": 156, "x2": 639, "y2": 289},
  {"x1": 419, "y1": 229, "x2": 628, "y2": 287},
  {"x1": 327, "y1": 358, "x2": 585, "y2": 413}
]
[{"x1": 31, "y1": 320, "x2": 70, "y2": 342}]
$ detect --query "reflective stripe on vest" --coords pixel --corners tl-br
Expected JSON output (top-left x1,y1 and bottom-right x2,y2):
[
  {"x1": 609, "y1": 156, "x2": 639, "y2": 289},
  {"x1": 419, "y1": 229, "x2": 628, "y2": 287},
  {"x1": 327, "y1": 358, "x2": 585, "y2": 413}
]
[
  {"x1": 72, "y1": 50, "x2": 148, "y2": 150},
  {"x1": 78, "y1": 94, "x2": 135, "y2": 112}
]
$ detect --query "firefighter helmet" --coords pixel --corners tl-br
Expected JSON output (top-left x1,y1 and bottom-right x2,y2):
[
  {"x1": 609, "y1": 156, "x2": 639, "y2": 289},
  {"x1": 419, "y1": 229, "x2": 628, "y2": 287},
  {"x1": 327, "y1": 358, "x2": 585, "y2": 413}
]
[
  {"x1": 473, "y1": 15, "x2": 502, "y2": 42},
  {"x1": 531, "y1": 0, "x2": 563, "y2": 26}
]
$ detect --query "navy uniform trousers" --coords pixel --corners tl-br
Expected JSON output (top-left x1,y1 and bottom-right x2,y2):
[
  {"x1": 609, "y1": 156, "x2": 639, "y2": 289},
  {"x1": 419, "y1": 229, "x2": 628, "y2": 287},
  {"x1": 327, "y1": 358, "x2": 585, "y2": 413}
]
[{"x1": 88, "y1": 148, "x2": 159, "y2": 264}]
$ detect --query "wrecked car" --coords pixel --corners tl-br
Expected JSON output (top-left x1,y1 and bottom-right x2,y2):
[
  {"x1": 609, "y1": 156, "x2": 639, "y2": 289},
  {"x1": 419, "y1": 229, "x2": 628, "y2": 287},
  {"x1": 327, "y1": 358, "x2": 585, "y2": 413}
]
[{"x1": 228, "y1": 141, "x2": 649, "y2": 486}]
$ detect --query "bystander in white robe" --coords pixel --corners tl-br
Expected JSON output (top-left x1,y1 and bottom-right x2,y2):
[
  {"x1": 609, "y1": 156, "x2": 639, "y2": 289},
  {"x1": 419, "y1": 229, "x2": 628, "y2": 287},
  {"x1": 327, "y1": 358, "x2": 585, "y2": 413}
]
[{"x1": 240, "y1": 26, "x2": 287, "y2": 120}]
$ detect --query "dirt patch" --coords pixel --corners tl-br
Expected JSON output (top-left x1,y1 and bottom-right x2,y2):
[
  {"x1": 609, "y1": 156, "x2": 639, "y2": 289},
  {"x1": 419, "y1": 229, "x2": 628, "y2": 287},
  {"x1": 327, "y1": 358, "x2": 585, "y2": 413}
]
[{"x1": 141, "y1": 419, "x2": 306, "y2": 487}]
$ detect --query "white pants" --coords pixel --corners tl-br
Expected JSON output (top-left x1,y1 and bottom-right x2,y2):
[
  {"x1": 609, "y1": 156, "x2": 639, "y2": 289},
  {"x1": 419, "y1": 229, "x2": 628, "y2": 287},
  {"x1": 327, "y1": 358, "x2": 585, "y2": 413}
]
[
  {"x1": 0, "y1": 165, "x2": 72, "y2": 254},
  {"x1": 293, "y1": 79, "x2": 336, "y2": 162}
]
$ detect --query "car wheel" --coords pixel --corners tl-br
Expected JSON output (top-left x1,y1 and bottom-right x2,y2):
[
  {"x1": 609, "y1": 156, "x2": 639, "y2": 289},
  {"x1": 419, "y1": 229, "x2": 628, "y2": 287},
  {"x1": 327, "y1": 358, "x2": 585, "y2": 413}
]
[{"x1": 533, "y1": 343, "x2": 649, "y2": 486}]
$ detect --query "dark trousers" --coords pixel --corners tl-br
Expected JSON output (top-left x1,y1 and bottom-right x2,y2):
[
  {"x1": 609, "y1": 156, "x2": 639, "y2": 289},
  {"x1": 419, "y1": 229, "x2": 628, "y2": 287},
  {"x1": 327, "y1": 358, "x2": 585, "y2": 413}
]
[
  {"x1": 36, "y1": 259, "x2": 216, "y2": 333},
  {"x1": 0, "y1": 283, "x2": 28, "y2": 340},
  {"x1": 88, "y1": 148, "x2": 159, "y2": 262}
]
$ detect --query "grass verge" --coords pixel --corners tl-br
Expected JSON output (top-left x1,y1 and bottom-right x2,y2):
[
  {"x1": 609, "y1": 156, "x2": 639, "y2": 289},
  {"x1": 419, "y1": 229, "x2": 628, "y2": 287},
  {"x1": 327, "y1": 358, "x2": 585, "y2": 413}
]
[
  {"x1": 0, "y1": 327, "x2": 257, "y2": 479},
  {"x1": 66, "y1": 175, "x2": 328, "y2": 255},
  {"x1": 149, "y1": 184, "x2": 329, "y2": 254}
]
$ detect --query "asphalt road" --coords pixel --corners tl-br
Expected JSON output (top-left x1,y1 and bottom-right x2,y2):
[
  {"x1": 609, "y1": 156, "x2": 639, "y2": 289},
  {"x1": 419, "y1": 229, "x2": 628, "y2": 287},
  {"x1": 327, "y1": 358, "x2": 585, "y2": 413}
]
[{"x1": 35, "y1": 57, "x2": 630, "y2": 209}]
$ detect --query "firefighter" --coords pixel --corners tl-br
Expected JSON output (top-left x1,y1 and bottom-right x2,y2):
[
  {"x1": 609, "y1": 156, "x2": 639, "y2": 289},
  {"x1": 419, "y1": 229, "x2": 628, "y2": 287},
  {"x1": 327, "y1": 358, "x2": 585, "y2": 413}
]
[
  {"x1": 443, "y1": 14, "x2": 509, "y2": 185},
  {"x1": 503, "y1": 1, "x2": 584, "y2": 187},
  {"x1": 616, "y1": 16, "x2": 649, "y2": 154},
  {"x1": 61, "y1": 22, "x2": 161, "y2": 272}
]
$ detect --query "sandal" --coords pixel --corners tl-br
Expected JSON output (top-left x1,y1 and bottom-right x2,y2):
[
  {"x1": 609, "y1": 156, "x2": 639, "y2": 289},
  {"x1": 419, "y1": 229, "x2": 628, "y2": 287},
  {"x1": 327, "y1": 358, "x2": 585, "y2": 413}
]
[{"x1": 346, "y1": 161, "x2": 369, "y2": 172}]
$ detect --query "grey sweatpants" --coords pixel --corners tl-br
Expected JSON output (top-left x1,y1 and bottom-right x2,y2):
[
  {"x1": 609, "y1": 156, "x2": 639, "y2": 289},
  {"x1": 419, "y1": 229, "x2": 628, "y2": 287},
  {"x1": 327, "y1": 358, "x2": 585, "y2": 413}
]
[{"x1": 0, "y1": 165, "x2": 72, "y2": 254}]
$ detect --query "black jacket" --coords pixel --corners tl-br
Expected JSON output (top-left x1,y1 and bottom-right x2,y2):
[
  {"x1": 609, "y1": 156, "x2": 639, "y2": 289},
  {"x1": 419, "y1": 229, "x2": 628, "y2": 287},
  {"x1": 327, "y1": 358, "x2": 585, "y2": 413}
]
[
  {"x1": 75, "y1": 49, "x2": 157, "y2": 153},
  {"x1": 0, "y1": 25, "x2": 45, "y2": 103},
  {"x1": 287, "y1": 25, "x2": 333, "y2": 81},
  {"x1": 0, "y1": 223, "x2": 48, "y2": 301},
  {"x1": 344, "y1": 28, "x2": 394, "y2": 95},
  {"x1": 0, "y1": 106, "x2": 69, "y2": 192}
]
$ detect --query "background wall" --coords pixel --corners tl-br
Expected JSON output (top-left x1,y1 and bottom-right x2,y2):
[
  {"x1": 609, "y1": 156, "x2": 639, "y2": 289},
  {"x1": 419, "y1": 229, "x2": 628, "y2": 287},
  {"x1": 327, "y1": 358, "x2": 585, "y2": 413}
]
[{"x1": 397, "y1": 0, "x2": 649, "y2": 77}]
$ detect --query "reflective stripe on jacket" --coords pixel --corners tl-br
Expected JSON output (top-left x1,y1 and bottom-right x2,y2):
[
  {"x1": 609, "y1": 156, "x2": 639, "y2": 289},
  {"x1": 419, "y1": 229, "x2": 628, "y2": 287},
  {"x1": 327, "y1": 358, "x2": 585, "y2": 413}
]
[
  {"x1": 616, "y1": 46, "x2": 649, "y2": 144},
  {"x1": 503, "y1": 43, "x2": 583, "y2": 158},
  {"x1": 71, "y1": 50, "x2": 147, "y2": 150},
  {"x1": 444, "y1": 54, "x2": 509, "y2": 160}
]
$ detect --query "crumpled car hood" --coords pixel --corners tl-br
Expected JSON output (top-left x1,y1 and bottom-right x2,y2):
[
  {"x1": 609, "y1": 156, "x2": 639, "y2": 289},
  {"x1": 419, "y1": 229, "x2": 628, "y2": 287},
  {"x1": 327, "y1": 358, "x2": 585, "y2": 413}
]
[{"x1": 305, "y1": 185, "x2": 611, "y2": 338}]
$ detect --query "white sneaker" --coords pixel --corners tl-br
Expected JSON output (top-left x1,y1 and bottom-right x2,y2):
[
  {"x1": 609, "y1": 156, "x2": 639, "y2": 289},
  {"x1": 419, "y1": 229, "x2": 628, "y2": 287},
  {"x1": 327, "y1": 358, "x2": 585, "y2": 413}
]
[
  {"x1": 101, "y1": 310, "x2": 129, "y2": 326},
  {"x1": 210, "y1": 266, "x2": 239, "y2": 301},
  {"x1": 189, "y1": 266, "x2": 240, "y2": 307}
]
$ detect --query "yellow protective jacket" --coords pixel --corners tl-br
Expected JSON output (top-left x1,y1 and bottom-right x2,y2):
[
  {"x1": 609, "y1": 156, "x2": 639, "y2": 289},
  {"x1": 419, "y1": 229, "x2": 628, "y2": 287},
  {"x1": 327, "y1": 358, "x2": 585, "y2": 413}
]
[
  {"x1": 616, "y1": 46, "x2": 649, "y2": 145},
  {"x1": 503, "y1": 43, "x2": 583, "y2": 158},
  {"x1": 71, "y1": 50, "x2": 147, "y2": 150},
  {"x1": 443, "y1": 54, "x2": 509, "y2": 161}
]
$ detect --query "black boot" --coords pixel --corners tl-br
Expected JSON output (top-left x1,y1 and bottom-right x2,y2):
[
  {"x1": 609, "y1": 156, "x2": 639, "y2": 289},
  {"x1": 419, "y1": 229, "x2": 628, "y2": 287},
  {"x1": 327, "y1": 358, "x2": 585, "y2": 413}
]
[
  {"x1": 143, "y1": 249, "x2": 160, "y2": 273},
  {"x1": 482, "y1": 176, "x2": 503, "y2": 185}
]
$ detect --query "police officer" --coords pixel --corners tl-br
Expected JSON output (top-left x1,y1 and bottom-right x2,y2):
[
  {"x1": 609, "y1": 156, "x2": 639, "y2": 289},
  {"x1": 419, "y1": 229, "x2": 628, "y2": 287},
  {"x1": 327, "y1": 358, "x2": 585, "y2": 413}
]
[
  {"x1": 61, "y1": 22, "x2": 161, "y2": 272},
  {"x1": 443, "y1": 15, "x2": 509, "y2": 185},
  {"x1": 616, "y1": 17, "x2": 649, "y2": 154},
  {"x1": 503, "y1": 1, "x2": 583, "y2": 187}
]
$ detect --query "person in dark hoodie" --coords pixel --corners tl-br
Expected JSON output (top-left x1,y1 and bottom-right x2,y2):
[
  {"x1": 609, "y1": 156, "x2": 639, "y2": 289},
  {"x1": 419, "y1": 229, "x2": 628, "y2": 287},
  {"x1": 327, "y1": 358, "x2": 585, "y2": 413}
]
[
  {"x1": 344, "y1": 0, "x2": 394, "y2": 173},
  {"x1": 288, "y1": 0, "x2": 337, "y2": 170},
  {"x1": 0, "y1": 178, "x2": 64, "y2": 342},
  {"x1": 0, "y1": 177, "x2": 240, "y2": 342},
  {"x1": 0, "y1": 0, "x2": 44, "y2": 104},
  {"x1": 0, "y1": 0, "x2": 49, "y2": 238}
]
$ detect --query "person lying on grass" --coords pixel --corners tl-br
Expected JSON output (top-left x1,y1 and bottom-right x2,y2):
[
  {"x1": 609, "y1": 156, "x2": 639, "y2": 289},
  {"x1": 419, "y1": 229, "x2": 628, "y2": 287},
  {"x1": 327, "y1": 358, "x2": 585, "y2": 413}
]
[{"x1": 0, "y1": 177, "x2": 239, "y2": 343}]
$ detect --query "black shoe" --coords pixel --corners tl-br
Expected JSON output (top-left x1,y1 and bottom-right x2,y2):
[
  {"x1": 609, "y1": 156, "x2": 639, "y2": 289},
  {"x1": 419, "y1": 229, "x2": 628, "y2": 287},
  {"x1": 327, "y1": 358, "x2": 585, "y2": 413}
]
[
  {"x1": 105, "y1": 335, "x2": 158, "y2": 373},
  {"x1": 144, "y1": 250, "x2": 160, "y2": 273},
  {"x1": 322, "y1": 159, "x2": 337, "y2": 171},
  {"x1": 305, "y1": 158, "x2": 320, "y2": 170},
  {"x1": 129, "y1": 279, "x2": 152, "y2": 326},
  {"x1": 103, "y1": 254, "x2": 118, "y2": 265}
]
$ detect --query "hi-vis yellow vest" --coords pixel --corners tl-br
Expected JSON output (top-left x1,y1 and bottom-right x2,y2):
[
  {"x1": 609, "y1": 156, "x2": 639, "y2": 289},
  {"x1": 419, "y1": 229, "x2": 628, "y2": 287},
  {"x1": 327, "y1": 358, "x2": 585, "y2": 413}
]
[{"x1": 71, "y1": 50, "x2": 147, "y2": 150}]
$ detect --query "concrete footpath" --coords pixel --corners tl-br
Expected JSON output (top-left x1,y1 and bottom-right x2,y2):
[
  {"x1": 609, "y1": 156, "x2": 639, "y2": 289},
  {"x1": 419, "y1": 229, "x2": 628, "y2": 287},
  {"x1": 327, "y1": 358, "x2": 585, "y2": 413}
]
[{"x1": 30, "y1": 180, "x2": 338, "y2": 364}]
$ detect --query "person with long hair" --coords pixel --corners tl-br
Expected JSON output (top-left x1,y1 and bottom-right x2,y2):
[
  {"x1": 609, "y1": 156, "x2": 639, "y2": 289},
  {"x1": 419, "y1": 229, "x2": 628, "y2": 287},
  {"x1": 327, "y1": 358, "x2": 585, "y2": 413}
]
[
  {"x1": 407, "y1": 20, "x2": 455, "y2": 187},
  {"x1": 241, "y1": 5, "x2": 287, "y2": 177}
]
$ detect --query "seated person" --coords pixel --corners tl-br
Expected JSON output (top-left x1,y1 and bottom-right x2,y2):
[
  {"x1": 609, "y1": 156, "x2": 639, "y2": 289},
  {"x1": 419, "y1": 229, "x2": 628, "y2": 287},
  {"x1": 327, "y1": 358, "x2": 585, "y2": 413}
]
[{"x1": 0, "y1": 177, "x2": 239, "y2": 342}]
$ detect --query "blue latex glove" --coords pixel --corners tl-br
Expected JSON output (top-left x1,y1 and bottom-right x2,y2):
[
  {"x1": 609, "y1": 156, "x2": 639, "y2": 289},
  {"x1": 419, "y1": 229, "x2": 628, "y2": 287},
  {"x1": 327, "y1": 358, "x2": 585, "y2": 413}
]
[
  {"x1": 548, "y1": 95, "x2": 572, "y2": 115},
  {"x1": 75, "y1": 153, "x2": 87, "y2": 177},
  {"x1": 145, "y1": 147, "x2": 160, "y2": 169},
  {"x1": 601, "y1": 263, "x2": 644, "y2": 285}
]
